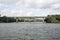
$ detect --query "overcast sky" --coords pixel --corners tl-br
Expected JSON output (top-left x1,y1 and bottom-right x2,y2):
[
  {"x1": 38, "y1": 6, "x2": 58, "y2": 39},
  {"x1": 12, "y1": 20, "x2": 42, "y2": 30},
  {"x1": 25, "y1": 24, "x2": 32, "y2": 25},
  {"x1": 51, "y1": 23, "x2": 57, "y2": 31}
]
[{"x1": 0, "y1": 0, "x2": 60, "y2": 17}]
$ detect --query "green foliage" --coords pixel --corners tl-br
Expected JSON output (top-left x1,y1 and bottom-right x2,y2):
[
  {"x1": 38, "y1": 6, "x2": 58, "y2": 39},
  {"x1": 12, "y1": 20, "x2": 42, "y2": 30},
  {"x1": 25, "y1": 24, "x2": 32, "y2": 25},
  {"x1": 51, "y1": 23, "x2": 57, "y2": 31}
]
[
  {"x1": 45, "y1": 15, "x2": 60, "y2": 23},
  {"x1": 18, "y1": 18, "x2": 26, "y2": 22},
  {"x1": 0, "y1": 16, "x2": 16, "y2": 23}
]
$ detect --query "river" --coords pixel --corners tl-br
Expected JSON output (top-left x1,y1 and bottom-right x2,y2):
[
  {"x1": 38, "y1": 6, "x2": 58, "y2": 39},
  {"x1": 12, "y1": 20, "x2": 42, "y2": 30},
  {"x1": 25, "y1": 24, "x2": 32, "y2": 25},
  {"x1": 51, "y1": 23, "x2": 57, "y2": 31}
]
[{"x1": 0, "y1": 22, "x2": 60, "y2": 40}]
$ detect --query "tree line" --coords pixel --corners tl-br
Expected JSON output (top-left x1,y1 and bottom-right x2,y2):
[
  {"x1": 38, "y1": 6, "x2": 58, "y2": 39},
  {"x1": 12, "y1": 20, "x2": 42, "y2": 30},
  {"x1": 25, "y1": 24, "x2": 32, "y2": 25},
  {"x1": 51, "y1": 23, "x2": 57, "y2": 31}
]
[
  {"x1": 44, "y1": 15, "x2": 60, "y2": 23},
  {"x1": 0, "y1": 16, "x2": 43, "y2": 23},
  {"x1": 0, "y1": 16, "x2": 16, "y2": 23},
  {"x1": 0, "y1": 15, "x2": 60, "y2": 23}
]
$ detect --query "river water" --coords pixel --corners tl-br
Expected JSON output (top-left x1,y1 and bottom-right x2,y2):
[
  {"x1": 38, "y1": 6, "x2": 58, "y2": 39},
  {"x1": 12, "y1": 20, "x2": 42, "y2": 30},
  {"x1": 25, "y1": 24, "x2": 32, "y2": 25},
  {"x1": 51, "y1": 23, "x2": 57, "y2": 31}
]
[{"x1": 0, "y1": 22, "x2": 60, "y2": 40}]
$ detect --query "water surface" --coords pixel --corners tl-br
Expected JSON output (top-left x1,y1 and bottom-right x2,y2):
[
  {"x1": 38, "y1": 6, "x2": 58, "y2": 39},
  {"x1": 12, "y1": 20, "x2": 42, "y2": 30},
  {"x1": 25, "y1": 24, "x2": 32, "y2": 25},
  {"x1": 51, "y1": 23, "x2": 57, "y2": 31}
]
[{"x1": 0, "y1": 22, "x2": 60, "y2": 40}]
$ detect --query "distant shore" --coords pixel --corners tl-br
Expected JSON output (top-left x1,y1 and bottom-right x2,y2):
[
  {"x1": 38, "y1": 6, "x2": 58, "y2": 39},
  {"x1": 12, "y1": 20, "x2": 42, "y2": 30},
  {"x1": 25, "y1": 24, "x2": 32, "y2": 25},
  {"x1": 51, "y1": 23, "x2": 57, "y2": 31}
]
[
  {"x1": 44, "y1": 15, "x2": 60, "y2": 23},
  {"x1": 0, "y1": 15, "x2": 60, "y2": 23}
]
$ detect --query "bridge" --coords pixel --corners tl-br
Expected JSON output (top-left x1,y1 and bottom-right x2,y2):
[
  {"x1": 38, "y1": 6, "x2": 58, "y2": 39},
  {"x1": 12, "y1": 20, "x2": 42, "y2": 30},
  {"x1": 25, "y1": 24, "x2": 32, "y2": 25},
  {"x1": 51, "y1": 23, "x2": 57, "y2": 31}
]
[{"x1": 14, "y1": 16, "x2": 46, "y2": 23}]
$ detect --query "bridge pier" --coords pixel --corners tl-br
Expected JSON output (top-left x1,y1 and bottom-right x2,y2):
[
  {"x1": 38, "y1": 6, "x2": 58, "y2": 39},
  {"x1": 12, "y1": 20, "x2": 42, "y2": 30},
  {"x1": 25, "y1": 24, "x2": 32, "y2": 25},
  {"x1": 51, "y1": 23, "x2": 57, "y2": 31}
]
[
  {"x1": 16, "y1": 17, "x2": 18, "y2": 23},
  {"x1": 42, "y1": 17, "x2": 45, "y2": 23}
]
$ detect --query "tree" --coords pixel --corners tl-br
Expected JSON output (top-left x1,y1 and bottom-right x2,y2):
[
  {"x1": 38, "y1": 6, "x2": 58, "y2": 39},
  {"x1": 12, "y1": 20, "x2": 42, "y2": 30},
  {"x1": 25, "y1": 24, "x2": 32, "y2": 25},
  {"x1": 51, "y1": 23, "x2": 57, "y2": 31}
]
[{"x1": 44, "y1": 15, "x2": 60, "y2": 23}]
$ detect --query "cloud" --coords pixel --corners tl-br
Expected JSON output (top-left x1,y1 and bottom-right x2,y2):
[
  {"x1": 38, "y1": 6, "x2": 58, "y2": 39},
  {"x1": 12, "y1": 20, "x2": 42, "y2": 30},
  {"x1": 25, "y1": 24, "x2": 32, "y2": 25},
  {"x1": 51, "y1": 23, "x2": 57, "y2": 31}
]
[
  {"x1": 0, "y1": 3, "x2": 8, "y2": 9},
  {"x1": 0, "y1": 0, "x2": 60, "y2": 17},
  {"x1": 16, "y1": 0, "x2": 32, "y2": 7},
  {"x1": 0, "y1": 9, "x2": 33, "y2": 17},
  {"x1": 15, "y1": 0, "x2": 60, "y2": 9},
  {"x1": 0, "y1": 0, "x2": 60, "y2": 9},
  {"x1": 31, "y1": 0, "x2": 60, "y2": 9},
  {"x1": 0, "y1": 4, "x2": 4, "y2": 7},
  {"x1": 0, "y1": 0, "x2": 19, "y2": 4},
  {"x1": 49, "y1": 3, "x2": 60, "y2": 10}
]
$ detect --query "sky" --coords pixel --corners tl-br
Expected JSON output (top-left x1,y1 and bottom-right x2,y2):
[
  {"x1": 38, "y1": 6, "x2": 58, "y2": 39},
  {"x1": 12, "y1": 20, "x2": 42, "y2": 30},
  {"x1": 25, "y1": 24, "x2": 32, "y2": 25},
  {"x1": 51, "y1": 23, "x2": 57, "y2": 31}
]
[{"x1": 0, "y1": 0, "x2": 60, "y2": 17}]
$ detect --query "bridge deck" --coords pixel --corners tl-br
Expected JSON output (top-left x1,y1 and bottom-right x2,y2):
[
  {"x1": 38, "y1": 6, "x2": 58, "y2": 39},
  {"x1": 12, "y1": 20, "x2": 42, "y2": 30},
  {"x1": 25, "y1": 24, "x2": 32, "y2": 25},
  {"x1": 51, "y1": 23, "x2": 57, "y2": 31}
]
[{"x1": 14, "y1": 16, "x2": 46, "y2": 18}]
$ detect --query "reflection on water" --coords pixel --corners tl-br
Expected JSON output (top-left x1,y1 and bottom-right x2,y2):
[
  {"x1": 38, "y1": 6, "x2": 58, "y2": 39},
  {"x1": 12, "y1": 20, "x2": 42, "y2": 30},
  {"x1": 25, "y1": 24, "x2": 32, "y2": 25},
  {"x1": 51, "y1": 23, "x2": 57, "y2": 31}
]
[{"x1": 0, "y1": 22, "x2": 60, "y2": 40}]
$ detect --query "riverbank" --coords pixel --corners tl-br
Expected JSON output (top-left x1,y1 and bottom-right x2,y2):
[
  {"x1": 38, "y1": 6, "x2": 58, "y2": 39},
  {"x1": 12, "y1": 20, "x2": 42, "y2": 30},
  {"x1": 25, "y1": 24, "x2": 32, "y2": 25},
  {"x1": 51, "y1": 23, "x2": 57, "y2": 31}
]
[
  {"x1": 0, "y1": 15, "x2": 60, "y2": 23},
  {"x1": 44, "y1": 15, "x2": 60, "y2": 23}
]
